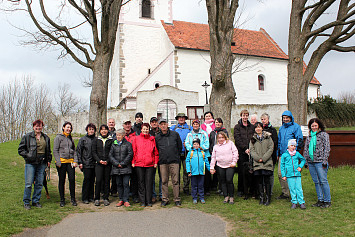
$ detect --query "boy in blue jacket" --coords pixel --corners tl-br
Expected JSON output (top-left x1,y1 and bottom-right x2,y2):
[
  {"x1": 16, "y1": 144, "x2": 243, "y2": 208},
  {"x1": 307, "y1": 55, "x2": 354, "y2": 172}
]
[
  {"x1": 280, "y1": 139, "x2": 306, "y2": 209},
  {"x1": 186, "y1": 138, "x2": 210, "y2": 204}
]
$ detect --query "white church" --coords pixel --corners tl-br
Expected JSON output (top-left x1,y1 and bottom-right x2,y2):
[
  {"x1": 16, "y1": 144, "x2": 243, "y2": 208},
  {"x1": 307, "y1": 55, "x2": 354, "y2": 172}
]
[{"x1": 63, "y1": 0, "x2": 321, "y2": 132}]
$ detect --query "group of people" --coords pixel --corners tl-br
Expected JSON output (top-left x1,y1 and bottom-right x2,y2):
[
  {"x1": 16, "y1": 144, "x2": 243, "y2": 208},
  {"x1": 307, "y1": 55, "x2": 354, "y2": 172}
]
[{"x1": 18, "y1": 109, "x2": 332, "y2": 210}]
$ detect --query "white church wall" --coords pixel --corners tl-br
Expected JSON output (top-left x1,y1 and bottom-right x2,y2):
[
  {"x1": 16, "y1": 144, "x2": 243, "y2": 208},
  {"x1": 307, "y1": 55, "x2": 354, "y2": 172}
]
[{"x1": 308, "y1": 84, "x2": 319, "y2": 101}]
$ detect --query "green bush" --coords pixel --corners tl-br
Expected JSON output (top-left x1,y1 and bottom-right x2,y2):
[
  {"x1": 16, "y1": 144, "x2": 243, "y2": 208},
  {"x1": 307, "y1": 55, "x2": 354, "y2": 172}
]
[{"x1": 308, "y1": 95, "x2": 355, "y2": 127}]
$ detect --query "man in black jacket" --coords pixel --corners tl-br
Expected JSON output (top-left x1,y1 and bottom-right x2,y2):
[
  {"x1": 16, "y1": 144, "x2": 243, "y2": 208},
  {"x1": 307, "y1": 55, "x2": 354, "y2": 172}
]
[
  {"x1": 133, "y1": 112, "x2": 143, "y2": 135},
  {"x1": 155, "y1": 119, "x2": 183, "y2": 206}
]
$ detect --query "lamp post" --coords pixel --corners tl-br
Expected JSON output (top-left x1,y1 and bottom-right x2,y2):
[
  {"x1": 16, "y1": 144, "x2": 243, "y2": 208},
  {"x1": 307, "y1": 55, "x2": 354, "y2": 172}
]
[{"x1": 201, "y1": 81, "x2": 210, "y2": 104}]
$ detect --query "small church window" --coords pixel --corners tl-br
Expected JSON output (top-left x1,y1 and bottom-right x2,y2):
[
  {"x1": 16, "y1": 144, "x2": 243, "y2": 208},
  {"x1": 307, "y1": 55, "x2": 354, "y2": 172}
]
[
  {"x1": 231, "y1": 42, "x2": 236, "y2": 46},
  {"x1": 155, "y1": 83, "x2": 160, "y2": 89},
  {"x1": 141, "y1": 0, "x2": 153, "y2": 19},
  {"x1": 258, "y1": 75, "x2": 265, "y2": 91}
]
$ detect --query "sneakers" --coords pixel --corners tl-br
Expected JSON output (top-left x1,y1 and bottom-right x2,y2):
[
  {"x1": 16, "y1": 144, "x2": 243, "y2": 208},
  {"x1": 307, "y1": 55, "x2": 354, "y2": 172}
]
[
  {"x1": 175, "y1": 201, "x2": 182, "y2": 207},
  {"x1": 300, "y1": 203, "x2": 306, "y2": 209},
  {"x1": 24, "y1": 204, "x2": 31, "y2": 210},
  {"x1": 71, "y1": 199, "x2": 77, "y2": 206},
  {"x1": 223, "y1": 196, "x2": 229, "y2": 204},
  {"x1": 291, "y1": 203, "x2": 297, "y2": 209},
  {"x1": 60, "y1": 200, "x2": 65, "y2": 207},
  {"x1": 200, "y1": 199, "x2": 206, "y2": 204},
  {"x1": 123, "y1": 202, "x2": 131, "y2": 207},
  {"x1": 312, "y1": 200, "x2": 324, "y2": 207},
  {"x1": 94, "y1": 200, "x2": 100, "y2": 206},
  {"x1": 104, "y1": 199, "x2": 110, "y2": 206},
  {"x1": 321, "y1": 202, "x2": 331, "y2": 208},
  {"x1": 116, "y1": 201, "x2": 124, "y2": 207},
  {"x1": 277, "y1": 194, "x2": 289, "y2": 200},
  {"x1": 193, "y1": 199, "x2": 198, "y2": 204},
  {"x1": 32, "y1": 202, "x2": 42, "y2": 208},
  {"x1": 229, "y1": 197, "x2": 234, "y2": 205},
  {"x1": 161, "y1": 201, "x2": 169, "y2": 207},
  {"x1": 83, "y1": 200, "x2": 89, "y2": 204},
  {"x1": 147, "y1": 203, "x2": 153, "y2": 207}
]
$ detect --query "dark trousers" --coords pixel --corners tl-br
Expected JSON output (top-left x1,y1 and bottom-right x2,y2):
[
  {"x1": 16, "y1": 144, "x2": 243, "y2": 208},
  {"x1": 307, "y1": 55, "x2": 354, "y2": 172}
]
[
  {"x1": 130, "y1": 167, "x2": 139, "y2": 199},
  {"x1": 116, "y1": 174, "x2": 130, "y2": 203},
  {"x1": 136, "y1": 167, "x2": 155, "y2": 205},
  {"x1": 110, "y1": 175, "x2": 117, "y2": 195},
  {"x1": 237, "y1": 154, "x2": 254, "y2": 196},
  {"x1": 256, "y1": 174, "x2": 271, "y2": 189},
  {"x1": 216, "y1": 166, "x2": 235, "y2": 198},
  {"x1": 191, "y1": 175, "x2": 205, "y2": 200},
  {"x1": 82, "y1": 168, "x2": 95, "y2": 201},
  {"x1": 204, "y1": 157, "x2": 212, "y2": 193},
  {"x1": 56, "y1": 163, "x2": 75, "y2": 201},
  {"x1": 95, "y1": 164, "x2": 111, "y2": 200}
]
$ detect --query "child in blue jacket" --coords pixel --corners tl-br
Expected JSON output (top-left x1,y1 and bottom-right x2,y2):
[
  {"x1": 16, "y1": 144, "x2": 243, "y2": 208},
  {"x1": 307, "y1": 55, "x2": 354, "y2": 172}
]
[
  {"x1": 280, "y1": 139, "x2": 306, "y2": 209},
  {"x1": 186, "y1": 138, "x2": 210, "y2": 204}
]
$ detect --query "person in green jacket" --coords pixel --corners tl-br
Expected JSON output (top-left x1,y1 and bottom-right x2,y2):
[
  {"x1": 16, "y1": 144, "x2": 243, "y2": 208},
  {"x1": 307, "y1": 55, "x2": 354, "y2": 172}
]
[{"x1": 280, "y1": 139, "x2": 306, "y2": 209}]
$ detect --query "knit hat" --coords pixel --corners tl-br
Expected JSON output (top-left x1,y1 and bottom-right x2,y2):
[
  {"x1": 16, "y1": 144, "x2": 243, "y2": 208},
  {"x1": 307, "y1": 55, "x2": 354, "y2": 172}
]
[
  {"x1": 288, "y1": 139, "x2": 297, "y2": 147},
  {"x1": 192, "y1": 119, "x2": 200, "y2": 125},
  {"x1": 193, "y1": 138, "x2": 200, "y2": 145},
  {"x1": 135, "y1": 112, "x2": 143, "y2": 119}
]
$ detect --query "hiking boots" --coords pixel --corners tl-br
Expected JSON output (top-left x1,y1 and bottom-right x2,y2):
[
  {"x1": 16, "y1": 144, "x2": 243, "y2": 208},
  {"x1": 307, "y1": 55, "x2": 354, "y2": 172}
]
[
  {"x1": 300, "y1": 203, "x2": 306, "y2": 209},
  {"x1": 24, "y1": 204, "x2": 31, "y2": 210},
  {"x1": 32, "y1": 202, "x2": 42, "y2": 208},
  {"x1": 311, "y1": 200, "x2": 324, "y2": 207},
  {"x1": 321, "y1": 202, "x2": 331, "y2": 208}
]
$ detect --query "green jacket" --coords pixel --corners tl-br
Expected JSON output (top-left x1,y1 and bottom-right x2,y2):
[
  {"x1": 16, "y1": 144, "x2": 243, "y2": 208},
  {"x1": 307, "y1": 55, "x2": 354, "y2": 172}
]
[{"x1": 249, "y1": 131, "x2": 274, "y2": 172}]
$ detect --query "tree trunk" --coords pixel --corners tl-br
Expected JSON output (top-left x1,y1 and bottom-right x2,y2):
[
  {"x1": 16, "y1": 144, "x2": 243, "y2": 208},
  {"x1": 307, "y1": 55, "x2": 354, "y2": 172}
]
[{"x1": 89, "y1": 53, "x2": 111, "y2": 127}]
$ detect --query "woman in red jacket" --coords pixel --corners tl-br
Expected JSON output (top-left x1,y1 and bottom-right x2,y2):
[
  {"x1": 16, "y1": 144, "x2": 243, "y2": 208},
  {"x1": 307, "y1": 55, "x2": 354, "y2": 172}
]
[{"x1": 132, "y1": 123, "x2": 159, "y2": 207}]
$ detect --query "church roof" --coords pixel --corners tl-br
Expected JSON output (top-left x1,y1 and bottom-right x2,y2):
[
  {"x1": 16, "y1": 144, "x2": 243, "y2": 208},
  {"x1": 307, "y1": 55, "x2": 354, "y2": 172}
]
[{"x1": 162, "y1": 20, "x2": 320, "y2": 85}]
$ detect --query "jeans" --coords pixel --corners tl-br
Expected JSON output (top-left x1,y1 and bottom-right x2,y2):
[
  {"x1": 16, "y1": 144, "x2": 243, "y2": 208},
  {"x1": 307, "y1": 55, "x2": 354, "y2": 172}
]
[
  {"x1": 152, "y1": 166, "x2": 162, "y2": 199},
  {"x1": 116, "y1": 174, "x2": 130, "y2": 203},
  {"x1": 23, "y1": 163, "x2": 47, "y2": 204},
  {"x1": 82, "y1": 168, "x2": 95, "y2": 201},
  {"x1": 308, "y1": 162, "x2": 331, "y2": 202},
  {"x1": 287, "y1": 176, "x2": 305, "y2": 204},
  {"x1": 191, "y1": 175, "x2": 205, "y2": 200},
  {"x1": 57, "y1": 163, "x2": 76, "y2": 201},
  {"x1": 136, "y1": 167, "x2": 155, "y2": 204},
  {"x1": 216, "y1": 166, "x2": 235, "y2": 198}
]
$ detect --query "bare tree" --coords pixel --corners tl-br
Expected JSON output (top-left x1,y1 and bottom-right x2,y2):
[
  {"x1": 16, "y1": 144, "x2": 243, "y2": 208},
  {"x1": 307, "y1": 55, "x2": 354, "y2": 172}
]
[
  {"x1": 56, "y1": 83, "x2": 85, "y2": 117},
  {"x1": 7, "y1": 0, "x2": 128, "y2": 127},
  {"x1": 288, "y1": 0, "x2": 355, "y2": 124},
  {"x1": 338, "y1": 90, "x2": 355, "y2": 104},
  {"x1": 205, "y1": 0, "x2": 239, "y2": 131}
]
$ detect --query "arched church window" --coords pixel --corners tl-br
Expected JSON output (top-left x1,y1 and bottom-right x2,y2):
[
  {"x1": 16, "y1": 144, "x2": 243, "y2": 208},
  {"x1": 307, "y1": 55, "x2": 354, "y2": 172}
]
[
  {"x1": 141, "y1": 0, "x2": 153, "y2": 19},
  {"x1": 157, "y1": 99, "x2": 177, "y2": 125},
  {"x1": 258, "y1": 75, "x2": 265, "y2": 91}
]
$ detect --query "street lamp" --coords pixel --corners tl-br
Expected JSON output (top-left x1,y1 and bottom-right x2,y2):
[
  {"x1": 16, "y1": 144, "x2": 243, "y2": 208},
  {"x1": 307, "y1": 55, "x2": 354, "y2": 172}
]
[{"x1": 201, "y1": 81, "x2": 210, "y2": 104}]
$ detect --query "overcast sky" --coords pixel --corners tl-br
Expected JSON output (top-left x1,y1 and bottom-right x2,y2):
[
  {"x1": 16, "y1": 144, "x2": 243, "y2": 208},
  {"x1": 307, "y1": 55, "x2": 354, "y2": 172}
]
[{"x1": 0, "y1": 0, "x2": 354, "y2": 106}]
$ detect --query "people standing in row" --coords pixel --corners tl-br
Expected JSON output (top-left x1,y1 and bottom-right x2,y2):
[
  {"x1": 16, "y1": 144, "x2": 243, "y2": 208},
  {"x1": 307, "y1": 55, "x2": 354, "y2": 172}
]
[
  {"x1": 76, "y1": 123, "x2": 96, "y2": 204},
  {"x1": 280, "y1": 139, "x2": 306, "y2": 209},
  {"x1": 132, "y1": 123, "x2": 159, "y2": 207},
  {"x1": 277, "y1": 111, "x2": 303, "y2": 200},
  {"x1": 155, "y1": 119, "x2": 183, "y2": 206},
  {"x1": 92, "y1": 125, "x2": 114, "y2": 206},
  {"x1": 170, "y1": 113, "x2": 192, "y2": 195},
  {"x1": 304, "y1": 118, "x2": 331, "y2": 208},
  {"x1": 249, "y1": 122, "x2": 274, "y2": 206},
  {"x1": 234, "y1": 110, "x2": 255, "y2": 199},
  {"x1": 18, "y1": 120, "x2": 52, "y2": 209},
  {"x1": 210, "y1": 131, "x2": 238, "y2": 204},
  {"x1": 109, "y1": 129, "x2": 133, "y2": 207},
  {"x1": 53, "y1": 122, "x2": 77, "y2": 207}
]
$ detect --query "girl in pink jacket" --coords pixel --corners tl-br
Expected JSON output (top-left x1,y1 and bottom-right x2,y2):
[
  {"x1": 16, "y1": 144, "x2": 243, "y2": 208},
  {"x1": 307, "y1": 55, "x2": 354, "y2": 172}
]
[{"x1": 210, "y1": 131, "x2": 239, "y2": 204}]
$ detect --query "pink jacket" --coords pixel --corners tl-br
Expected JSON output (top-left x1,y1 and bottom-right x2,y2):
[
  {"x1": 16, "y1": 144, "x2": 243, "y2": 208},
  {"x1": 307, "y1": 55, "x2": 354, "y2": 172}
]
[
  {"x1": 201, "y1": 122, "x2": 216, "y2": 136},
  {"x1": 211, "y1": 141, "x2": 239, "y2": 169}
]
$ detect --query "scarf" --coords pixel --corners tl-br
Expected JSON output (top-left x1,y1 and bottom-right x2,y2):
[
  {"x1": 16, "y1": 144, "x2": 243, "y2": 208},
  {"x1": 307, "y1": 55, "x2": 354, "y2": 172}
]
[
  {"x1": 309, "y1": 131, "x2": 317, "y2": 161},
  {"x1": 256, "y1": 133, "x2": 264, "y2": 141},
  {"x1": 288, "y1": 149, "x2": 296, "y2": 157},
  {"x1": 63, "y1": 132, "x2": 70, "y2": 137},
  {"x1": 204, "y1": 119, "x2": 215, "y2": 134}
]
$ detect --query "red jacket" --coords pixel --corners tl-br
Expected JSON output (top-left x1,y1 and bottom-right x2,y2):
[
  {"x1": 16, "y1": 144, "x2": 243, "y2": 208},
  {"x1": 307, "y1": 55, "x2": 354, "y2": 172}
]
[
  {"x1": 125, "y1": 131, "x2": 136, "y2": 144},
  {"x1": 132, "y1": 133, "x2": 159, "y2": 167}
]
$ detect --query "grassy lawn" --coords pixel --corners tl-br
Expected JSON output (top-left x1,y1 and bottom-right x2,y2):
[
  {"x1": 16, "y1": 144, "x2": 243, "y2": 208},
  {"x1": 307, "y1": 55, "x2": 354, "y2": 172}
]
[{"x1": 1, "y1": 139, "x2": 354, "y2": 236}]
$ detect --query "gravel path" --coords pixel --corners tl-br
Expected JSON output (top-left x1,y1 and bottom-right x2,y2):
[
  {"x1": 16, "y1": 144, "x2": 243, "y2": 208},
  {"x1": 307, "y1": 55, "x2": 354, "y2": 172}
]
[{"x1": 15, "y1": 208, "x2": 227, "y2": 237}]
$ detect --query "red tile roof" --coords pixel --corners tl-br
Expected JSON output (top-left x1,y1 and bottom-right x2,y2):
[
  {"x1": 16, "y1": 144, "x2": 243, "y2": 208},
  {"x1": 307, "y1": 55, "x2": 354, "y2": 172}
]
[{"x1": 162, "y1": 20, "x2": 320, "y2": 85}]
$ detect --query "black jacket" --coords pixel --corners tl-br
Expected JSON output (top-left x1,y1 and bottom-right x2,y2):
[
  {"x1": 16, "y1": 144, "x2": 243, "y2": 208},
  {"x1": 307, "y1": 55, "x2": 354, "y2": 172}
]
[
  {"x1": 109, "y1": 138, "x2": 133, "y2": 175},
  {"x1": 233, "y1": 119, "x2": 255, "y2": 154},
  {"x1": 18, "y1": 131, "x2": 52, "y2": 164},
  {"x1": 76, "y1": 134, "x2": 96, "y2": 168},
  {"x1": 155, "y1": 130, "x2": 182, "y2": 165},
  {"x1": 209, "y1": 127, "x2": 229, "y2": 154},
  {"x1": 92, "y1": 135, "x2": 114, "y2": 163},
  {"x1": 133, "y1": 122, "x2": 142, "y2": 135},
  {"x1": 149, "y1": 127, "x2": 160, "y2": 137},
  {"x1": 263, "y1": 123, "x2": 278, "y2": 165}
]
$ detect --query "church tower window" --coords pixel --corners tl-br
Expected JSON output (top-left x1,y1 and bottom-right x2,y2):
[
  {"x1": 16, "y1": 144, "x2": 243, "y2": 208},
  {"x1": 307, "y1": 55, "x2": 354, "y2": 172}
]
[
  {"x1": 258, "y1": 75, "x2": 265, "y2": 91},
  {"x1": 141, "y1": 0, "x2": 153, "y2": 19}
]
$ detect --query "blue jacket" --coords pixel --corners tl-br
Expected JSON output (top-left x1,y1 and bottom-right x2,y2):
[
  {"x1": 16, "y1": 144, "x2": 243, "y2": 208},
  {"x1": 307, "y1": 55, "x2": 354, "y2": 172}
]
[
  {"x1": 185, "y1": 129, "x2": 211, "y2": 158},
  {"x1": 280, "y1": 151, "x2": 306, "y2": 178},
  {"x1": 186, "y1": 148, "x2": 210, "y2": 175},
  {"x1": 277, "y1": 111, "x2": 304, "y2": 156},
  {"x1": 170, "y1": 123, "x2": 192, "y2": 153}
]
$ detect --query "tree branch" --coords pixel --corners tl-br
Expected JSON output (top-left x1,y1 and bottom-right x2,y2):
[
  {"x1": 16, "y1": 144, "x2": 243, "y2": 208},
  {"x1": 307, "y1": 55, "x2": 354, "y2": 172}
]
[{"x1": 331, "y1": 45, "x2": 355, "y2": 52}]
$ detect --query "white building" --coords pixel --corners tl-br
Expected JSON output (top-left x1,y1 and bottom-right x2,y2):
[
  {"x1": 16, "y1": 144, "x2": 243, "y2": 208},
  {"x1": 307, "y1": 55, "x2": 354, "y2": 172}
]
[{"x1": 108, "y1": 0, "x2": 320, "y2": 125}]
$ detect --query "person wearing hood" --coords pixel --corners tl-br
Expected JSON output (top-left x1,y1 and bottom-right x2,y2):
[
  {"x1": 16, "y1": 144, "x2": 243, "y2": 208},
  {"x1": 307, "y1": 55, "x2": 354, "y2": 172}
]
[
  {"x1": 249, "y1": 122, "x2": 274, "y2": 206},
  {"x1": 92, "y1": 124, "x2": 114, "y2": 206},
  {"x1": 277, "y1": 110, "x2": 303, "y2": 200},
  {"x1": 132, "y1": 112, "x2": 144, "y2": 135},
  {"x1": 233, "y1": 109, "x2": 255, "y2": 199},
  {"x1": 53, "y1": 121, "x2": 77, "y2": 207},
  {"x1": 76, "y1": 123, "x2": 97, "y2": 204}
]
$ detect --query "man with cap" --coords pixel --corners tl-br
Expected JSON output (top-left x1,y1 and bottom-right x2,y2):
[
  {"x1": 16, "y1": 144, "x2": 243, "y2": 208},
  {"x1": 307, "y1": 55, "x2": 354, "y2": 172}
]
[
  {"x1": 123, "y1": 120, "x2": 135, "y2": 143},
  {"x1": 155, "y1": 118, "x2": 183, "y2": 206},
  {"x1": 277, "y1": 110, "x2": 303, "y2": 200},
  {"x1": 170, "y1": 113, "x2": 192, "y2": 194},
  {"x1": 149, "y1": 116, "x2": 161, "y2": 202},
  {"x1": 133, "y1": 112, "x2": 144, "y2": 135}
]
